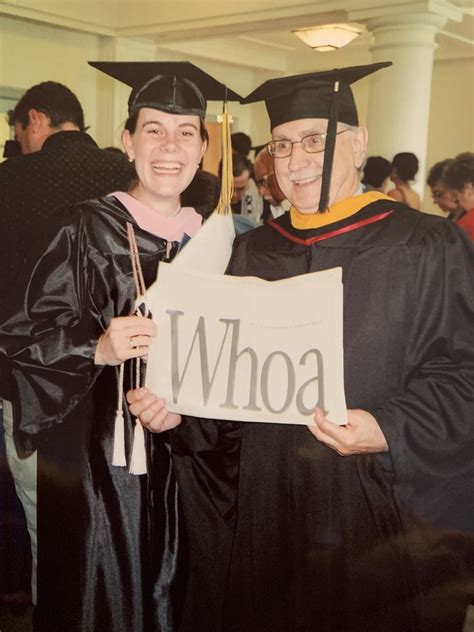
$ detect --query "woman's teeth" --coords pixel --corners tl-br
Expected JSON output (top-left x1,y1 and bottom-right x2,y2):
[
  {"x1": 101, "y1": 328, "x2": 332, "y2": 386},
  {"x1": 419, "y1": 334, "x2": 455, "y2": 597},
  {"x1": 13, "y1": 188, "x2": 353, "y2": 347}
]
[{"x1": 152, "y1": 162, "x2": 181, "y2": 174}]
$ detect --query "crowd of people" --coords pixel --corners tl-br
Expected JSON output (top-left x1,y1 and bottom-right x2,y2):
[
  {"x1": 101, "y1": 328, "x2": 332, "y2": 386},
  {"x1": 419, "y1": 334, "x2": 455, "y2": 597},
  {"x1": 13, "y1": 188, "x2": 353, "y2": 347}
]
[
  {"x1": 0, "y1": 59, "x2": 473, "y2": 632},
  {"x1": 361, "y1": 150, "x2": 474, "y2": 241}
]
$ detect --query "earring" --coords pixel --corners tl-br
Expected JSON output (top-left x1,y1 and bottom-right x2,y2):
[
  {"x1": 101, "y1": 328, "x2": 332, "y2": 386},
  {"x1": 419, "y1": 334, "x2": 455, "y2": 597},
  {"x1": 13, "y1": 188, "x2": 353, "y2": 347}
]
[{"x1": 128, "y1": 156, "x2": 134, "y2": 163}]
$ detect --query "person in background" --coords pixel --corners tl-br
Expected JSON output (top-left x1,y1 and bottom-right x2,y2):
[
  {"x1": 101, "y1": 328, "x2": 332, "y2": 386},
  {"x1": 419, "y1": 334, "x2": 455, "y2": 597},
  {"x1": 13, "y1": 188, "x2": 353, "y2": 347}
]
[
  {"x1": 0, "y1": 406, "x2": 31, "y2": 605},
  {"x1": 443, "y1": 151, "x2": 474, "y2": 240},
  {"x1": 0, "y1": 80, "x2": 134, "y2": 608},
  {"x1": 426, "y1": 159, "x2": 464, "y2": 220},
  {"x1": 230, "y1": 132, "x2": 263, "y2": 225},
  {"x1": 361, "y1": 155, "x2": 391, "y2": 192},
  {"x1": 231, "y1": 131, "x2": 252, "y2": 157},
  {"x1": 130, "y1": 62, "x2": 474, "y2": 631},
  {"x1": 219, "y1": 151, "x2": 262, "y2": 228},
  {"x1": 387, "y1": 151, "x2": 421, "y2": 209},
  {"x1": 0, "y1": 81, "x2": 134, "y2": 295},
  {"x1": 0, "y1": 61, "x2": 240, "y2": 632},
  {"x1": 181, "y1": 168, "x2": 221, "y2": 220},
  {"x1": 254, "y1": 146, "x2": 290, "y2": 220}
]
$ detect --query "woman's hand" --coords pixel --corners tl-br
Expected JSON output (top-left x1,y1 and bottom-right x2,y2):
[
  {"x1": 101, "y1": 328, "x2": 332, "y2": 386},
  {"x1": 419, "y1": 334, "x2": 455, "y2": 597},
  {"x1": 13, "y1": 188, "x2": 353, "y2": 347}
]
[
  {"x1": 126, "y1": 387, "x2": 182, "y2": 433},
  {"x1": 95, "y1": 316, "x2": 157, "y2": 366},
  {"x1": 307, "y1": 407, "x2": 389, "y2": 455}
]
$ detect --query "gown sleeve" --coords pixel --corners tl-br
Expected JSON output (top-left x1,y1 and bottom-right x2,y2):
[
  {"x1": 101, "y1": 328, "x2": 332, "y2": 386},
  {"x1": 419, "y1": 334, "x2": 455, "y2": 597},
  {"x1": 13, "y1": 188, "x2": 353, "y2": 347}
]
[
  {"x1": 169, "y1": 416, "x2": 241, "y2": 628},
  {"x1": 0, "y1": 211, "x2": 103, "y2": 449},
  {"x1": 373, "y1": 221, "x2": 474, "y2": 531}
]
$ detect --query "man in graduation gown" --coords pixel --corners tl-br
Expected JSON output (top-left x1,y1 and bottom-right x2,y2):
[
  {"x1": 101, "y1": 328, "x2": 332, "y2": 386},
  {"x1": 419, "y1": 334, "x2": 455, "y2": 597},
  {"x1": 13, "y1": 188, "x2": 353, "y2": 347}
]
[{"x1": 145, "y1": 63, "x2": 474, "y2": 631}]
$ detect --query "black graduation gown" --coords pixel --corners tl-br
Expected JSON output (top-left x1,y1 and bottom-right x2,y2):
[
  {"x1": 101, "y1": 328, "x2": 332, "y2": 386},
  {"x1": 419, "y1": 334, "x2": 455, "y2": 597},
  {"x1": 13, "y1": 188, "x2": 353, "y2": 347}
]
[
  {"x1": 0, "y1": 196, "x2": 185, "y2": 632},
  {"x1": 172, "y1": 199, "x2": 474, "y2": 632}
]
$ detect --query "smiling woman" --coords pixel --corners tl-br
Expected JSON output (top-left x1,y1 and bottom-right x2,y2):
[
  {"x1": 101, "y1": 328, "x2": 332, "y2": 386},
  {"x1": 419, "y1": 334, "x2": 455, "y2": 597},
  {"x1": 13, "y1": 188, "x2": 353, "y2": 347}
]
[
  {"x1": 0, "y1": 61, "x2": 240, "y2": 632},
  {"x1": 122, "y1": 108, "x2": 208, "y2": 216}
]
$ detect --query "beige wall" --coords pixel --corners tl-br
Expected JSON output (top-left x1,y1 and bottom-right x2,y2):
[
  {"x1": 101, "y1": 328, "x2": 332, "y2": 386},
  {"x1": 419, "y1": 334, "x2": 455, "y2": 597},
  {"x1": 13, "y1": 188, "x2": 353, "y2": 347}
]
[
  {"x1": 1, "y1": 13, "x2": 473, "y2": 216},
  {"x1": 424, "y1": 57, "x2": 474, "y2": 215},
  {"x1": 0, "y1": 16, "x2": 99, "y2": 132}
]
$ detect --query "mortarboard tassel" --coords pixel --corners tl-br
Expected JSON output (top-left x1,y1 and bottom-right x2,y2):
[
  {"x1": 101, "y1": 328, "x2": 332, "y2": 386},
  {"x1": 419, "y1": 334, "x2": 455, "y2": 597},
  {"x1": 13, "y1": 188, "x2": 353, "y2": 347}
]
[
  {"x1": 128, "y1": 222, "x2": 150, "y2": 475},
  {"x1": 318, "y1": 80, "x2": 341, "y2": 213},
  {"x1": 216, "y1": 94, "x2": 234, "y2": 216},
  {"x1": 129, "y1": 333, "x2": 147, "y2": 475},
  {"x1": 111, "y1": 222, "x2": 151, "y2": 474},
  {"x1": 129, "y1": 420, "x2": 147, "y2": 475},
  {"x1": 112, "y1": 363, "x2": 127, "y2": 466}
]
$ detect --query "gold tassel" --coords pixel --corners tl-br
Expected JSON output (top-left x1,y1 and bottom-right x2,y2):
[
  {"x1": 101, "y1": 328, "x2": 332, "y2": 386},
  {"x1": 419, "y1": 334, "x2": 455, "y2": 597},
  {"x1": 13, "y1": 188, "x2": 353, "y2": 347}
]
[
  {"x1": 129, "y1": 420, "x2": 147, "y2": 475},
  {"x1": 216, "y1": 102, "x2": 234, "y2": 216}
]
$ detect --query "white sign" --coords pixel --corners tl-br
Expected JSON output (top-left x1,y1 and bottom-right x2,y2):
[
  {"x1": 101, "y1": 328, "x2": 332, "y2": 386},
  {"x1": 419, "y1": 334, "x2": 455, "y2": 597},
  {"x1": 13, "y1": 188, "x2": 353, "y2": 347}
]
[
  {"x1": 174, "y1": 211, "x2": 235, "y2": 273},
  {"x1": 145, "y1": 263, "x2": 347, "y2": 425}
]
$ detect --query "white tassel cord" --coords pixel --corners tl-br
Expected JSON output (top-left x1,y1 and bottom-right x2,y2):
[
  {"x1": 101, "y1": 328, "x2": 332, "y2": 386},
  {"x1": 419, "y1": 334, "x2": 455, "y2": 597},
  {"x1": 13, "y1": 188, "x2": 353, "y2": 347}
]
[
  {"x1": 111, "y1": 223, "x2": 150, "y2": 474},
  {"x1": 128, "y1": 222, "x2": 149, "y2": 475},
  {"x1": 129, "y1": 421, "x2": 147, "y2": 475},
  {"x1": 112, "y1": 364, "x2": 127, "y2": 466}
]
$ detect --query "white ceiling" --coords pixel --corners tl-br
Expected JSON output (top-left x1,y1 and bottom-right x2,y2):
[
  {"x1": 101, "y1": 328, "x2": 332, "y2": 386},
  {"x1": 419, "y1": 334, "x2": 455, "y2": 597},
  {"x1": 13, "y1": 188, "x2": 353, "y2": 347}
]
[{"x1": 1, "y1": 0, "x2": 472, "y2": 69}]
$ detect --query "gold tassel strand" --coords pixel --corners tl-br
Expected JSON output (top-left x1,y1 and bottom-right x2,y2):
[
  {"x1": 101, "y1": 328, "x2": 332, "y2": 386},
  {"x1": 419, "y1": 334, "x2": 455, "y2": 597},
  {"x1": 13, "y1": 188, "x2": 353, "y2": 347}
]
[{"x1": 216, "y1": 101, "x2": 234, "y2": 216}]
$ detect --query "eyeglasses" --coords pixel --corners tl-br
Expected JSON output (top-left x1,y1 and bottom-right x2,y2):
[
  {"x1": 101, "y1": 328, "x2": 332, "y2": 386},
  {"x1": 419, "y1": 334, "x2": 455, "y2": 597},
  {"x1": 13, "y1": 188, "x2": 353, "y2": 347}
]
[{"x1": 267, "y1": 129, "x2": 349, "y2": 159}]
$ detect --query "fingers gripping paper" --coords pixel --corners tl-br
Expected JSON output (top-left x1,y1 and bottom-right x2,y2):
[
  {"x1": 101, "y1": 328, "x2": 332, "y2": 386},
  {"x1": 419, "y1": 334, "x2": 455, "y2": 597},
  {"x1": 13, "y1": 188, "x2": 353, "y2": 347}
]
[{"x1": 145, "y1": 264, "x2": 347, "y2": 425}]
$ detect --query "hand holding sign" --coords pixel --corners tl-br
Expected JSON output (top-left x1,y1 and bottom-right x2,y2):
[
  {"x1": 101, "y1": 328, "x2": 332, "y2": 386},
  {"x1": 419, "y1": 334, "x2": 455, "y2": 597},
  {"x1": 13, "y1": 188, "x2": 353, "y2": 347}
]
[
  {"x1": 127, "y1": 387, "x2": 182, "y2": 433},
  {"x1": 309, "y1": 407, "x2": 388, "y2": 454}
]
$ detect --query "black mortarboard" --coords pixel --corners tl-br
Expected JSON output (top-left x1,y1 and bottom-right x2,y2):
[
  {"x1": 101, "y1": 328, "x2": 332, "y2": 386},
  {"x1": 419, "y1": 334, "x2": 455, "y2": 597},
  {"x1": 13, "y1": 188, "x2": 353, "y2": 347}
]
[
  {"x1": 88, "y1": 61, "x2": 241, "y2": 118},
  {"x1": 242, "y1": 62, "x2": 392, "y2": 211}
]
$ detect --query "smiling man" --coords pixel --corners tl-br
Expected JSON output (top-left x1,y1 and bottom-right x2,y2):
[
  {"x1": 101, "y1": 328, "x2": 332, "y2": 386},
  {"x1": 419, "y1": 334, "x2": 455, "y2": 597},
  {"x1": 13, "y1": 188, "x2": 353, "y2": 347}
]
[{"x1": 219, "y1": 63, "x2": 474, "y2": 631}]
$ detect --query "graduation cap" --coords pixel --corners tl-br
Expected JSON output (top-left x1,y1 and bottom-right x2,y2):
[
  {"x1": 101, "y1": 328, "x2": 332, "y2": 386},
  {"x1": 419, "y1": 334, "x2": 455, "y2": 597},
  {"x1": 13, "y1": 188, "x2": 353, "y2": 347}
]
[
  {"x1": 90, "y1": 61, "x2": 242, "y2": 215},
  {"x1": 242, "y1": 62, "x2": 392, "y2": 211},
  {"x1": 88, "y1": 61, "x2": 241, "y2": 118}
]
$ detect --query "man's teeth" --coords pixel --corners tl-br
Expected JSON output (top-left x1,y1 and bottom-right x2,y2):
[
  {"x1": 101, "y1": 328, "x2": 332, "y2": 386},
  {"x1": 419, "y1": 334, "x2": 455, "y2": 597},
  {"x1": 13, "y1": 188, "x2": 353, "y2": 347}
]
[{"x1": 293, "y1": 174, "x2": 321, "y2": 185}]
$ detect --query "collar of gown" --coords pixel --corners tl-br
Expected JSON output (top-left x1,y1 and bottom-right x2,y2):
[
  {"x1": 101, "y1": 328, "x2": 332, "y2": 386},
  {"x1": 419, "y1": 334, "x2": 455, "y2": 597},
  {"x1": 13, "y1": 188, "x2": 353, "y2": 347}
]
[
  {"x1": 290, "y1": 191, "x2": 393, "y2": 230},
  {"x1": 112, "y1": 191, "x2": 202, "y2": 240}
]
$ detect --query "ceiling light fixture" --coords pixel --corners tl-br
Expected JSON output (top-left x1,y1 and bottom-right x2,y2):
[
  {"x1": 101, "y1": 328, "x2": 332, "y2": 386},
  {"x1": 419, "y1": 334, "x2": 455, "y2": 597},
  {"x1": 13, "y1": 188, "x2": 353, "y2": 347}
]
[{"x1": 293, "y1": 23, "x2": 363, "y2": 52}]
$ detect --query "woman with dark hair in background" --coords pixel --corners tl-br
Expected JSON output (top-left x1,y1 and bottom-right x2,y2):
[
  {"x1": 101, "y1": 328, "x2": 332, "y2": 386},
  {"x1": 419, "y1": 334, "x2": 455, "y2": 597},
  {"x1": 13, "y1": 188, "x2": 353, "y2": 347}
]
[
  {"x1": 426, "y1": 158, "x2": 464, "y2": 219},
  {"x1": 0, "y1": 61, "x2": 239, "y2": 632},
  {"x1": 443, "y1": 151, "x2": 474, "y2": 240},
  {"x1": 361, "y1": 155, "x2": 391, "y2": 192},
  {"x1": 387, "y1": 151, "x2": 421, "y2": 209},
  {"x1": 181, "y1": 168, "x2": 221, "y2": 220}
]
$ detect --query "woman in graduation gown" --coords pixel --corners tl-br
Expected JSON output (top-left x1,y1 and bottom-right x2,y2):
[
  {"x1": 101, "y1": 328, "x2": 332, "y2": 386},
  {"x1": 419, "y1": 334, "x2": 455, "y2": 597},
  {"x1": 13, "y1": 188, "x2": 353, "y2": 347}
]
[{"x1": 0, "y1": 61, "x2": 239, "y2": 632}]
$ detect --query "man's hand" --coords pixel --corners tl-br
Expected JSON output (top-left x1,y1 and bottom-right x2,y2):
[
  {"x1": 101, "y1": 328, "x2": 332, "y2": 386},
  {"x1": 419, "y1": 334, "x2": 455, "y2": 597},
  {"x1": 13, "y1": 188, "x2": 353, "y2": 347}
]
[
  {"x1": 126, "y1": 387, "x2": 182, "y2": 433},
  {"x1": 308, "y1": 407, "x2": 389, "y2": 455},
  {"x1": 95, "y1": 316, "x2": 157, "y2": 365}
]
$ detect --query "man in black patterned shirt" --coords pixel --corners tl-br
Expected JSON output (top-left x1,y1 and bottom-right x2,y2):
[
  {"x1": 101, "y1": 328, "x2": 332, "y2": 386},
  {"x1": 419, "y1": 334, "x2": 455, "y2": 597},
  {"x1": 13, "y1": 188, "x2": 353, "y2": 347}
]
[
  {"x1": 0, "y1": 81, "x2": 133, "y2": 295},
  {"x1": 0, "y1": 80, "x2": 133, "y2": 606}
]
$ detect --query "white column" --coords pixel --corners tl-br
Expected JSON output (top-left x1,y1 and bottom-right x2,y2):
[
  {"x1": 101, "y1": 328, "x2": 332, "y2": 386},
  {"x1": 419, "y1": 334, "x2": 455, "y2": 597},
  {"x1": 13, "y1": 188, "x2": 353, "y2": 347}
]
[{"x1": 365, "y1": 14, "x2": 447, "y2": 199}]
